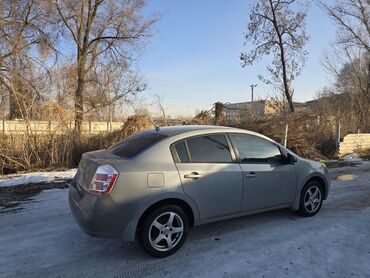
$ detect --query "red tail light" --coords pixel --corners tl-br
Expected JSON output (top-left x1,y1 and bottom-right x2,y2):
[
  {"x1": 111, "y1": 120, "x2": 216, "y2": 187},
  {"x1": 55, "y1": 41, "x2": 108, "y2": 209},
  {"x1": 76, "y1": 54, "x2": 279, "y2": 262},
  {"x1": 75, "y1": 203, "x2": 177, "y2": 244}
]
[{"x1": 88, "y1": 165, "x2": 118, "y2": 195}]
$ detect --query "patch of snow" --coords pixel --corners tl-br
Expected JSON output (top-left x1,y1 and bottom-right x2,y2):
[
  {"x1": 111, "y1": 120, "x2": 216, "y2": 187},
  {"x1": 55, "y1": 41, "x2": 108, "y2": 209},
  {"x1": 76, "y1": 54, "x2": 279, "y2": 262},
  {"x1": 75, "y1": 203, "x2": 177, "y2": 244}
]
[
  {"x1": 0, "y1": 169, "x2": 77, "y2": 187},
  {"x1": 328, "y1": 160, "x2": 370, "y2": 179},
  {"x1": 342, "y1": 153, "x2": 363, "y2": 163}
]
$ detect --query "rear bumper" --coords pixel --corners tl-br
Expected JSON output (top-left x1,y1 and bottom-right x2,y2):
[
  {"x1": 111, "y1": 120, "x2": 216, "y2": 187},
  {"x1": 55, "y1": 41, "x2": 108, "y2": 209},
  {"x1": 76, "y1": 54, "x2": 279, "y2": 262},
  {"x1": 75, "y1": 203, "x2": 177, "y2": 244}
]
[{"x1": 68, "y1": 182, "x2": 124, "y2": 239}]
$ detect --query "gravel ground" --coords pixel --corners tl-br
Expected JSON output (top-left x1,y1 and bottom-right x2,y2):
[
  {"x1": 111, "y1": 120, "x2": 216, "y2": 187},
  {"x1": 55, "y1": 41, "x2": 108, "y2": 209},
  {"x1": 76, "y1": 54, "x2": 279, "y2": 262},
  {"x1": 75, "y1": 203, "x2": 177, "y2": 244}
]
[{"x1": 0, "y1": 164, "x2": 370, "y2": 278}]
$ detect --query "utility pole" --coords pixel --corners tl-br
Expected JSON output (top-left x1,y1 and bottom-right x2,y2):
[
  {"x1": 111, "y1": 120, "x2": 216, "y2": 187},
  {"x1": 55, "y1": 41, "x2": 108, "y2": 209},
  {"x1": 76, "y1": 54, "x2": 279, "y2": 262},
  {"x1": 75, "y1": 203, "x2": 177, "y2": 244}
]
[
  {"x1": 214, "y1": 102, "x2": 224, "y2": 125},
  {"x1": 250, "y1": 84, "x2": 257, "y2": 115}
]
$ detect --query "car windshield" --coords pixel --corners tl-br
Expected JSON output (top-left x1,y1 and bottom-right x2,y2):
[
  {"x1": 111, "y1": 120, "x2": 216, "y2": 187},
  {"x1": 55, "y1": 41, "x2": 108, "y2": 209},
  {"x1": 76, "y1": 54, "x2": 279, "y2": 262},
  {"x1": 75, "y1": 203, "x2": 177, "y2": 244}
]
[{"x1": 108, "y1": 132, "x2": 168, "y2": 158}]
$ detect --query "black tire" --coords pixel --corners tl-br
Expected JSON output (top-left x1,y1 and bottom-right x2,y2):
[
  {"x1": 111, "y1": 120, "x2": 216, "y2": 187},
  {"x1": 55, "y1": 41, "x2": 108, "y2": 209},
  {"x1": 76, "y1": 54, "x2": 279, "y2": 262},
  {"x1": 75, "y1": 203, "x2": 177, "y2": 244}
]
[
  {"x1": 140, "y1": 205, "x2": 189, "y2": 258},
  {"x1": 298, "y1": 181, "x2": 324, "y2": 217}
]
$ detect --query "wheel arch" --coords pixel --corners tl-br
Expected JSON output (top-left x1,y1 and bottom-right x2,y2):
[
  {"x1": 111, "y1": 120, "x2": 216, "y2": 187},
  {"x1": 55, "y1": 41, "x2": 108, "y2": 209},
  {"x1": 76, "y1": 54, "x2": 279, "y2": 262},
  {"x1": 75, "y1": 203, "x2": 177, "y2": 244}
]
[
  {"x1": 137, "y1": 198, "x2": 196, "y2": 234},
  {"x1": 292, "y1": 173, "x2": 329, "y2": 210},
  {"x1": 304, "y1": 176, "x2": 327, "y2": 198}
]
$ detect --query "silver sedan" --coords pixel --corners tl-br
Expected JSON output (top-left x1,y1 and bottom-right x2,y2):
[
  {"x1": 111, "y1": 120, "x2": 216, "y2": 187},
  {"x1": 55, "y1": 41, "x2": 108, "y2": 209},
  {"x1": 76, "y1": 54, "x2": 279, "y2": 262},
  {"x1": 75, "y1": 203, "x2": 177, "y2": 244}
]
[{"x1": 69, "y1": 125, "x2": 330, "y2": 257}]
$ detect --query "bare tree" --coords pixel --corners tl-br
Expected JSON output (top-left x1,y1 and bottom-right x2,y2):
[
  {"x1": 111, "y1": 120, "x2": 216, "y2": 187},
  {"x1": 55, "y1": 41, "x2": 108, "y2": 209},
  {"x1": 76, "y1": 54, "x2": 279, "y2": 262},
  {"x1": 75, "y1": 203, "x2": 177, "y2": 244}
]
[
  {"x1": 323, "y1": 48, "x2": 369, "y2": 130},
  {"x1": 321, "y1": 0, "x2": 369, "y2": 54},
  {"x1": 53, "y1": 0, "x2": 157, "y2": 136},
  {"x1": 241, "y1": 0, "x2": 309, "y2": 113},
  {"x1": 153, "y1": 94, "x2": 167, "y2": 126},
  {"x1": 84, "y1": 64, "x2": 145, "y2": 117},
  {"x1": 321, "y1": 0, "x2": 370, "y2": 131},
  {"x1": 0, "y1": 0, "x2": 55, "y2": 119}
]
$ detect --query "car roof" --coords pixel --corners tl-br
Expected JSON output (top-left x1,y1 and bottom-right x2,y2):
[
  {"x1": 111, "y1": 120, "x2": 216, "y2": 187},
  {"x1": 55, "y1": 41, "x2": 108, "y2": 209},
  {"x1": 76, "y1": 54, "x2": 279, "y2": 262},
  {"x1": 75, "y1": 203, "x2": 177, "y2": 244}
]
[
  {"x1": 147, "y1": 125, "x2": 248, "y2": 137},
  {"x1": 132, "y1": 125, "x2": 295, "y2": 160},
  {"x1": 151, "y1": 125, "x2": 285, "y2": 148}
]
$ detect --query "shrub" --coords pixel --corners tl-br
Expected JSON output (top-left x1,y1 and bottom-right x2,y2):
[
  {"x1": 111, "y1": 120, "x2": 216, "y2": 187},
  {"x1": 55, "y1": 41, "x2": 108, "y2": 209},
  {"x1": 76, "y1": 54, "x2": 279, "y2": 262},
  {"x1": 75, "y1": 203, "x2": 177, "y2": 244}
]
[{"x1": 356, "y1": 148, "x2": 370, "y2": 160}]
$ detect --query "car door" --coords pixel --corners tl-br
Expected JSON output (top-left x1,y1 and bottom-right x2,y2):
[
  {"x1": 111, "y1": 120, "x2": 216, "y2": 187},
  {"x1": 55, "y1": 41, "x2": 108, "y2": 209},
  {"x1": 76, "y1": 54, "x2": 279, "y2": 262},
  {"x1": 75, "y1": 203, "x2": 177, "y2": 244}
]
[
  {"x1": 228, "y1": 133, "x2": 297, "y2": 212},
  {"x1": 172, "y1": 134, "x2": 244, "y2": 221}
]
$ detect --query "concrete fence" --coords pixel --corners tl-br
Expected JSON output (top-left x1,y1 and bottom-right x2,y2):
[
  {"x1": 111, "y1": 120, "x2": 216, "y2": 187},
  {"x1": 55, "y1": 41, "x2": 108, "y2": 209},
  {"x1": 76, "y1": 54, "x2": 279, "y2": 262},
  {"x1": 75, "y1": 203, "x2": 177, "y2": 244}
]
[
  {"x1": 339, "y1": 134, "x2": 370, "y2": 156},
  {"x1": 0, "y1": 120, "x2": 124, "y2": 134}
]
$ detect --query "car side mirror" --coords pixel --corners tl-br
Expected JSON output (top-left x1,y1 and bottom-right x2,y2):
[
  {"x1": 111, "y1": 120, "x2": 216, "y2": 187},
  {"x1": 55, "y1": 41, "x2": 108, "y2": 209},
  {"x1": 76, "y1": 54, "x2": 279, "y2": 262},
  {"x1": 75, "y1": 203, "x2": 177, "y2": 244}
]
[
  {"x1": 280, "y1": 146, "x2": 296, "y2": 164},
  {"x1": 285, "y1": 153, "x2": 297, "y2": 164}
]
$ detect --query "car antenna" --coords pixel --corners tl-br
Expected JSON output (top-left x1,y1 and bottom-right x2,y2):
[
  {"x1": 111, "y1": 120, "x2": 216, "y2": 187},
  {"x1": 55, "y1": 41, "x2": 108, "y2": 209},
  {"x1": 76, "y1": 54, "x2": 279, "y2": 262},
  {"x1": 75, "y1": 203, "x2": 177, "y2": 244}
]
[{"x1": 150, "y1": 119, "x2": 160, "y2": 132}]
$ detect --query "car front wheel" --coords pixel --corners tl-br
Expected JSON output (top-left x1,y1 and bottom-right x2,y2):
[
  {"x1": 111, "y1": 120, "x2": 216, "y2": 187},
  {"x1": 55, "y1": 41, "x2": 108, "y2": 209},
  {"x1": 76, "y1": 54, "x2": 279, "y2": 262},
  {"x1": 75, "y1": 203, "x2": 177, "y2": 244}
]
[
  {"x1": 298, "y1": 181, "x2": 324, "y2": 217},
  {"x1": 140, "y1": 205, "x2": 189, "y2": 258}
]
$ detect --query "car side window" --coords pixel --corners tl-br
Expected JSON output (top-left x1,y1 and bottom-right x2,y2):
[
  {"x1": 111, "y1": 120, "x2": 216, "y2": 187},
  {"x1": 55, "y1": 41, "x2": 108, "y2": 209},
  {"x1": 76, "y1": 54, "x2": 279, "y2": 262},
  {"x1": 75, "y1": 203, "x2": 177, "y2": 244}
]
[
  {"x1": 186, "y1": 134, "x2": 232, "y2": 163},
  {"x1": 230, "y1": 133, "x2": 282, "y2": 163},
  {"x1": 173, "y1": 141, "x2": 189, "y2": 163}
]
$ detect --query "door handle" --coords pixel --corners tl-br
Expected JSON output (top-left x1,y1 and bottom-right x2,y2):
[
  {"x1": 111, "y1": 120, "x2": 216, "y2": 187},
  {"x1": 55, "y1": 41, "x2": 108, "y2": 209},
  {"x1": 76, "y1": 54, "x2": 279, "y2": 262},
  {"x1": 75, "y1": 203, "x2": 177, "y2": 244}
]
[
  {"x1": 245, "y1": 172, "x2": 256, "y2": 178},
  {"x1": 184, "y1": 172, "x2": 202, "y2": 179}
]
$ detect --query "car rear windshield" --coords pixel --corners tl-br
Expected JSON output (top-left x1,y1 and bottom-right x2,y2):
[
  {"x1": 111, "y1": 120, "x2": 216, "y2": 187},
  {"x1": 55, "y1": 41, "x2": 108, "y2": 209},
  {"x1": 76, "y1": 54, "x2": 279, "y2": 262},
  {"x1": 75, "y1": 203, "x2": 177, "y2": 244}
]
[{"x1": 108, "y1": 132, "x2": 168, "y2": 158}]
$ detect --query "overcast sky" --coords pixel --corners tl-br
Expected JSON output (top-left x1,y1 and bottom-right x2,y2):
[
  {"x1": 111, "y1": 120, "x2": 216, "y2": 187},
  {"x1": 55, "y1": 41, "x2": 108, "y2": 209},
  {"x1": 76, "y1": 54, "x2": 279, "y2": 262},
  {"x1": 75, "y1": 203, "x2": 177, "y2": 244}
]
[{"x1": 136, "y1": 0, "x2": 337, "y2": 117}]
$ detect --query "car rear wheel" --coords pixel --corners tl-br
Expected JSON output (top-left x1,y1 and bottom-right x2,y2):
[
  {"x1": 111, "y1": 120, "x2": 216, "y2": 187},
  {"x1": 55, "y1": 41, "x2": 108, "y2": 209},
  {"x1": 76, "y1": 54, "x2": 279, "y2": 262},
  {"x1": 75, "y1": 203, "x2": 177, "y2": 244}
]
[
  {"x1": 140, "y1": 205, "x2": 189, "y2": 258},
  {"x1": 298, "y1": 181, "x2": 324, "y2": 217}
]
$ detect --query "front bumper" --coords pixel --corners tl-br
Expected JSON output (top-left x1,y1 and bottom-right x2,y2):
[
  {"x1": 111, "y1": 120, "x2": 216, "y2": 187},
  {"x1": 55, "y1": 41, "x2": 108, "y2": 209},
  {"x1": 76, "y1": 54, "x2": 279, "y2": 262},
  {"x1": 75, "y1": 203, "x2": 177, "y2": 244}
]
[
  {"x1": 68, "y1": 181, "x2": 124, "y2": 239},
  {"x1": 323, "y1": 165, "x2": 331, "y2": 200}
]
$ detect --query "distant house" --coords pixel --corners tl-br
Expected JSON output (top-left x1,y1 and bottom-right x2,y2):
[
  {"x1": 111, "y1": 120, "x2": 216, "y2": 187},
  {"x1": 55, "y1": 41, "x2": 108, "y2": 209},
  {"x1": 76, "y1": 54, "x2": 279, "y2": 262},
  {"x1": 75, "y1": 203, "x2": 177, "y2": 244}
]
[
  {"x1": 223, "y1": 100, "x2": 307, "y2": 123},
  {"x1": 305, "y1": 93, "x2": 349, "y2": 111}
]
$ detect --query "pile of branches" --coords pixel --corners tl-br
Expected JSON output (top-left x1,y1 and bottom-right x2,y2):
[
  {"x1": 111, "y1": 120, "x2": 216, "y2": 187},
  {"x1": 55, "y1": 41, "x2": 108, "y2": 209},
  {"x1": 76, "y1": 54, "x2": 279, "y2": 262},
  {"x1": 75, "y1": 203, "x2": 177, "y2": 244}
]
[{"x1": 232, "y1": 112, "x2": 336, "y2": 160}]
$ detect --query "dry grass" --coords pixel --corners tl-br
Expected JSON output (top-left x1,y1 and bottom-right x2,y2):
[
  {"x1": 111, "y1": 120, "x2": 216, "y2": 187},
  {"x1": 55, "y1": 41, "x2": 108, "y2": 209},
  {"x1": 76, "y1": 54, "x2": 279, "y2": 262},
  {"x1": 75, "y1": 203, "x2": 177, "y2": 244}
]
[
  {"x1": 119, "y1": 114, "x2": 155, "y2": 138},
  {"x1": 0, "y1": 112, "x2": 341, "y2": 174},
  {"x1": 0, "y1": 114, "x2": 155, "y2": 174}
]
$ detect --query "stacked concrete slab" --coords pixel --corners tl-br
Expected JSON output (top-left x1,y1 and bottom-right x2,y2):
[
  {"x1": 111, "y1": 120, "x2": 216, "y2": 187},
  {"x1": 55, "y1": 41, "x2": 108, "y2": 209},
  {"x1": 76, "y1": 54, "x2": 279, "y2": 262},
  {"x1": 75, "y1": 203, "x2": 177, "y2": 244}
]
[{"x1": 339, "y1": 134, "x2": 370, "y2": 156}]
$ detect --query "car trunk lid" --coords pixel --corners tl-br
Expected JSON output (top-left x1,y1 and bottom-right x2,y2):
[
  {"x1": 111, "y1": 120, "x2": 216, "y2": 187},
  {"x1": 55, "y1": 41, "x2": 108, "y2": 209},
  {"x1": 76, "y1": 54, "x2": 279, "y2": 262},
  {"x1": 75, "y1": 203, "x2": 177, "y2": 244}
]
[{"x1": 76, "y1": 150, "x2": 126, "y2": 193}]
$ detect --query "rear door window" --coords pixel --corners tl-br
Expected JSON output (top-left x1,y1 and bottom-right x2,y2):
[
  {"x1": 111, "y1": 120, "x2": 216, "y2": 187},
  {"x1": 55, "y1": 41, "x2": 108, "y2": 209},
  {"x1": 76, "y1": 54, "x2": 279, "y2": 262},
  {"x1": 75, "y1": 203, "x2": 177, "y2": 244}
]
[
  {"x1": 186, "y1": 134, "x2": 232, "y2": 163},
  {"x1": 108, "y1": 132, "x2": 167, "y2": 158}
]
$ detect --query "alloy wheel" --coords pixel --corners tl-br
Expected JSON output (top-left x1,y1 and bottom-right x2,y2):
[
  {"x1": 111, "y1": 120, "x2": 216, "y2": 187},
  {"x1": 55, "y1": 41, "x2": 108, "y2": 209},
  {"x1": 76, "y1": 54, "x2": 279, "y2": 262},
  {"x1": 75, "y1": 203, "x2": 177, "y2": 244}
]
[
  {"x1": 304, "y1": 185, "x2": 322, "y2": 213},
  {"x1": 148, "y1": 211, "x2": 184, "y2": 252}
]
